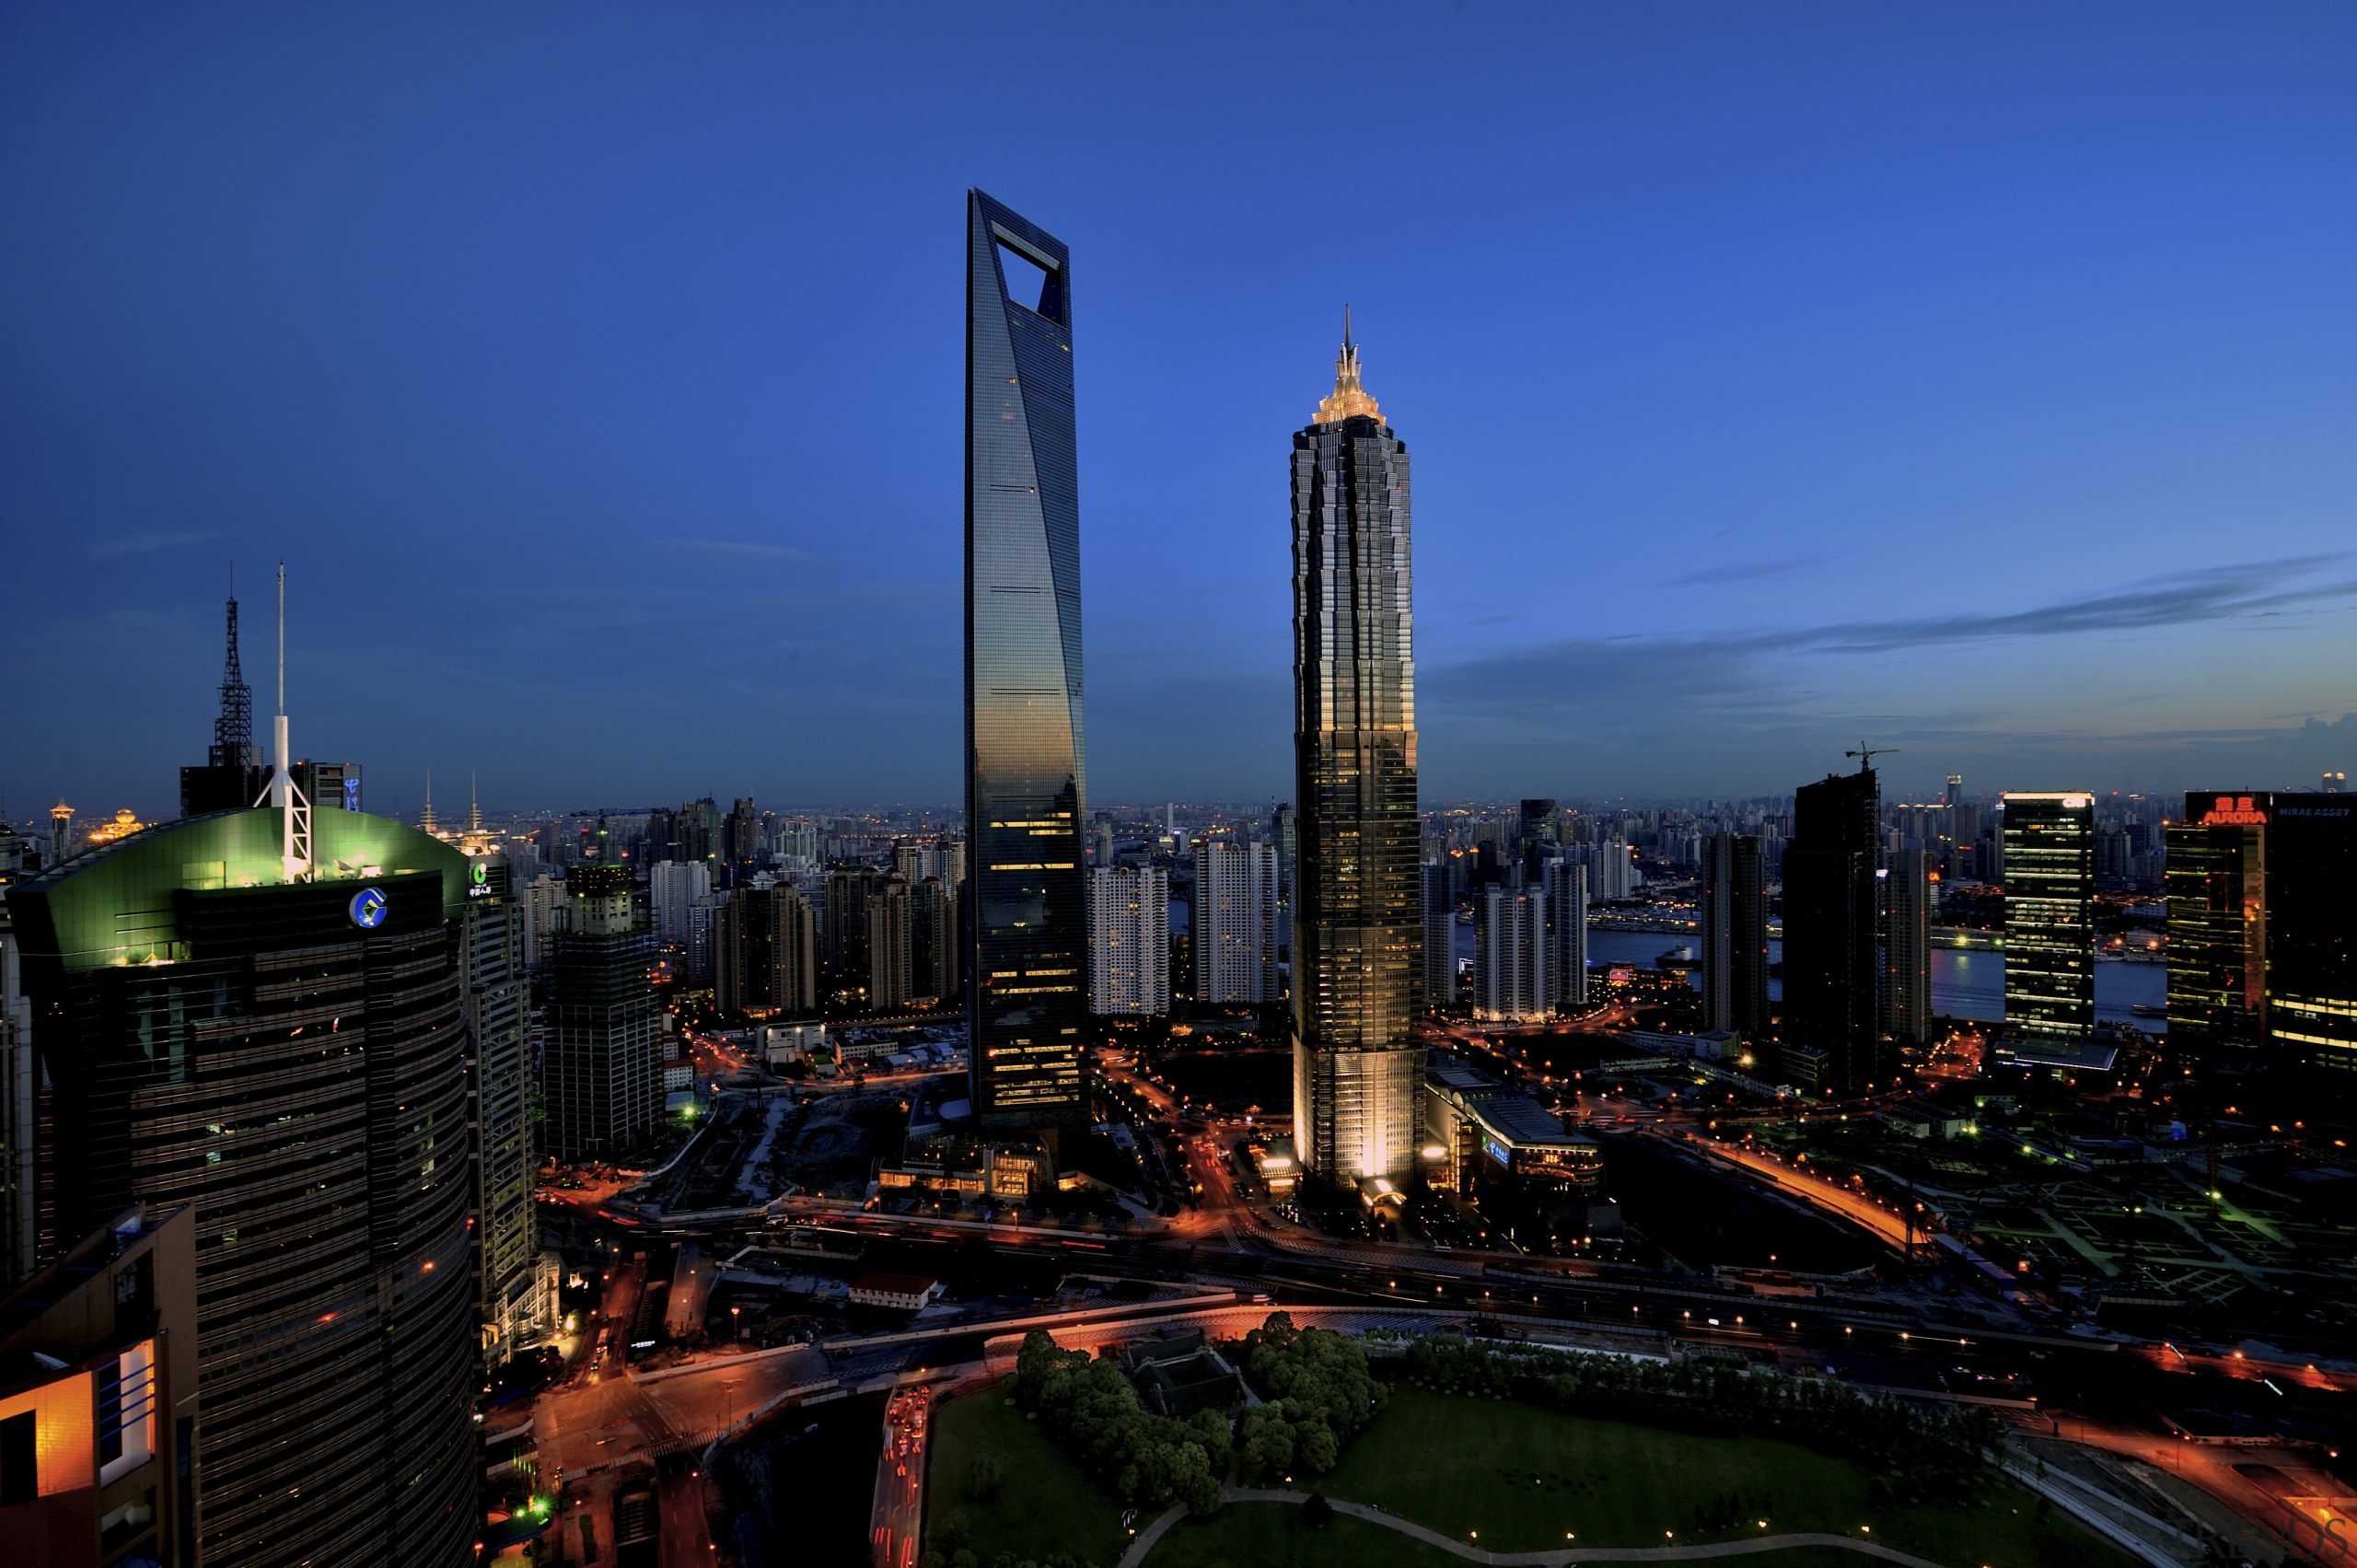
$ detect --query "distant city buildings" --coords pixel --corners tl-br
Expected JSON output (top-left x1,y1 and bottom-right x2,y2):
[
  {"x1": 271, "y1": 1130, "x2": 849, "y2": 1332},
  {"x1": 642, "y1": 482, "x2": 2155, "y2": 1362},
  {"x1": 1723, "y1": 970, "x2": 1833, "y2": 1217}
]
[
  {"x1": 1289, "y1": 314, "x2": 1422, "y2": 1188},
  {"x1": 964, "y1": 189, "x2": 1087, "y2": 1129},
  {"x1": 717, "y1": 880, "x2": 819, "y2": 1016},
  {"x1": 650, "y1": 857, "x2": 714, "y2": 946},
  {"x1": 1087, "y1": 864, "x2": 1170, "y2": 1016}
]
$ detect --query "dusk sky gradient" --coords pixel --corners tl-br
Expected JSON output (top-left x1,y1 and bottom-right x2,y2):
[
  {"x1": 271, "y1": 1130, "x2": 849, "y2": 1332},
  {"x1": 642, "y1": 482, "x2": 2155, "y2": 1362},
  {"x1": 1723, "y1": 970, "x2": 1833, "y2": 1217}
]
[{"x1": 6, "y1": 3, "x2": 2354, "y2": 819}]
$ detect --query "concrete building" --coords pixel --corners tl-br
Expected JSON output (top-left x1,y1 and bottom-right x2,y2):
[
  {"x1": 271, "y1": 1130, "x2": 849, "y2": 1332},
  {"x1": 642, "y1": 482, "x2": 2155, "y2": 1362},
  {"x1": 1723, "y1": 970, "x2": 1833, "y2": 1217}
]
[
  {"x1": 1884, "y1": 846, "x2": 1933, "y2": 1048},
  {"x1": 1192, "y1": 839, "x2": 1277, "y2": 1005},
  {"x1": 1473, "y1": 881, "x2": 1550, "y2": 1023},
  {"x1": 649, "y1": 857, "x2": 714, "y2": 946},
  {"x1": 545, "y1": 863, "x2": 660, "y2": 1160},
  {"x1": 1421, "y1": 859, "x2": 1457, "y2": 1009},
  {"x1": 716, "y1": 881, "x2": 818, "y2": 1016},
  {"x1": 1701, "y1": 833, "x2": 1768, "y2": 1037}
]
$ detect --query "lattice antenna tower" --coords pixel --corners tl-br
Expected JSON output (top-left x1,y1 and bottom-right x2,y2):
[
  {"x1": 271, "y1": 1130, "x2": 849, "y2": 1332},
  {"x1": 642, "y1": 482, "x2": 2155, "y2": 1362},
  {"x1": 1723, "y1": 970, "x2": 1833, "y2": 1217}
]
[{"x1": 212, "y1": 566, "x2": 257, "y2": 768}]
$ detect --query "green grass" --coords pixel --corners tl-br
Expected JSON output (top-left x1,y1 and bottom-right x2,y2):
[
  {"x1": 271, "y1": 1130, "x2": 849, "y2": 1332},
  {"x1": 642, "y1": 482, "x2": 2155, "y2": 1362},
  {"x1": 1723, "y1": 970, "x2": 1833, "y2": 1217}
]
[
  {"x1": 1144, "y1": 1503, "x2": 1462, "y2": 1567},
  {"x1": 1310, "y1": 1390, "x2": 2133, "y2": 1568},
  {"x1": 926, "y1": 1391, "x2": 1131, "y2": 1568}
]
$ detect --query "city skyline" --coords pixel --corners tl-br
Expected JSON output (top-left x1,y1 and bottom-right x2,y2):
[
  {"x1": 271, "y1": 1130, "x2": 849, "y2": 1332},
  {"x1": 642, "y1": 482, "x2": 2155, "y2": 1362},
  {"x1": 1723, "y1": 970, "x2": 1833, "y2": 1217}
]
[{"x1": 7, "y1": 6, "x2": 2356, "y2": 816}]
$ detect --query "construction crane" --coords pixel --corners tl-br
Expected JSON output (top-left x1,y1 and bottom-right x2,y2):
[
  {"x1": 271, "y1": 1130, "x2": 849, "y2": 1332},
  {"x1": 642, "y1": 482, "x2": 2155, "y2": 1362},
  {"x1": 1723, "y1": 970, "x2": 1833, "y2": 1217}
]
[{"x1": 1845, "y1": 743, "x2": 1899, "y2": 770}]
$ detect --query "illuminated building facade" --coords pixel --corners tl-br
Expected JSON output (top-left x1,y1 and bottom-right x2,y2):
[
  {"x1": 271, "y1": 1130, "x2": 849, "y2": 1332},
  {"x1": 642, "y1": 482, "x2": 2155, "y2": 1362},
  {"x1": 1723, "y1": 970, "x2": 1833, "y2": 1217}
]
[
  {"x1": 1884, "y1": 847, "x2": 1933, "y2": 1046},
  {"x1": 2000, "y1": 792, "x2": 2096, "y2": 1051},
  {"x1": 2165, "y1": 800, "x2": 2267, "y2": 1062},
  {"x1": 459, "y1": 854, "x2": 557, "y2": 1365},
  {"x1": 2259, "y1": 794, "x2": 2355, "y2": 1078},
  {"x1": 1290, "y1": 315, "x2": 1422, "y2": 1184},
  {"x1": 965, "y1": 189, "x2": 1087, "y2": 1128},
  {"x1": 1086, "y1": 865, "x2": 1169, "y2": 1016},
  {"x1": 1192, "y1": 839, "x2": 1277, "y2": 1005},
  {"x1": 715, "y1": 882, "x2": 817, "y2": 1015},
  {"x1": 1421, "y1": 860, "x2": 1457, "y2": 1008},
  {"x1": 0, "y1": 1203, "x2": 197, "y2": 1568},
  {"x1": 7, "y1": 809, "x2": 480, "y2": 1565}
]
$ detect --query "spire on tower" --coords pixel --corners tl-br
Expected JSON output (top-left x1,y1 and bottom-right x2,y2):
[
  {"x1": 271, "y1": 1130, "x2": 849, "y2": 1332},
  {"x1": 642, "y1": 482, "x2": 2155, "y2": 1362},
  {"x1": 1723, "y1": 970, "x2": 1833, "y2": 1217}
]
[
  {"x1": 211, "y1": 569, "x2": 257, "y2": 770},
  {"x1": 422, "y1": 770, "x2": 437, "y2": 833},
  {"x1": 1315, "y1": 306, "x2": 1383, "y2": 425},
  {"x1": 468, "y1": 772, "x2": 481, "y2": 833}
]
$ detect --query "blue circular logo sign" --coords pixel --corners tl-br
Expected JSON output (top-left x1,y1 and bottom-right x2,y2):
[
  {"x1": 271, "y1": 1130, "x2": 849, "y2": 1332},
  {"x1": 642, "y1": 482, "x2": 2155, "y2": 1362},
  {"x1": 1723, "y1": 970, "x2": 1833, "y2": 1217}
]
[{"x1": 349, "y1": 887, "x2": 389, "y2": 930}]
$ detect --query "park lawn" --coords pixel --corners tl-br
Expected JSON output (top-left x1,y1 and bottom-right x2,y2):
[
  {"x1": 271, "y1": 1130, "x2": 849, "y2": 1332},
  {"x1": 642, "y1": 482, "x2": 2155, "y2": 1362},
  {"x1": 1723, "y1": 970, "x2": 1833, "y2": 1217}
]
[
  {"x1": 1314, "y1": 1390, "x2": 2134, "y2": 1568},
  {"x1": 927, "y1": 1391, "x2": 1130, "y2": 1568}
]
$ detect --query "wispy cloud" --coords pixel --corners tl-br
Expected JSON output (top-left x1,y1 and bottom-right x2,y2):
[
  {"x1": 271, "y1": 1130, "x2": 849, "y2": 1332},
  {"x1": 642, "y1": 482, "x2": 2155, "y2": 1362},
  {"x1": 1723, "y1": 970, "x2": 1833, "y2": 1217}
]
[
  {"x1": 1666, "y1": 553, "x2": 1839, "y2": 587},
  {"x1": 93, "y1": 528, "x2": 215, "y2": 558},
  {"x1": 666, "y1": 537, "x2": 816, "y2": 563}
]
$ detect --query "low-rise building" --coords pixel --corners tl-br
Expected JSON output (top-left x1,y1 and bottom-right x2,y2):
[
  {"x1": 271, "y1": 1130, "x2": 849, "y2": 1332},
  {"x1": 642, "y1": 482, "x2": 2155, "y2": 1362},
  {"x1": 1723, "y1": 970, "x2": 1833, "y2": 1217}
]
[
  {"x1": 847, "y1": 1273, "x2": 941, "y2": 1312},
  {"x1": 1119, "y1": 1330, "x2": 1248, "y2": 1420}
]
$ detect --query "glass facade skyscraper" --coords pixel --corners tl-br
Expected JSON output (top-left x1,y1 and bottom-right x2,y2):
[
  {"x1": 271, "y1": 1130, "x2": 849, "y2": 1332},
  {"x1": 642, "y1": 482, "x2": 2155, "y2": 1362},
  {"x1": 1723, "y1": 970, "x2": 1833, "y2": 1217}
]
[
  {"x1": 1782, "y1": 765, "x2": 1882, "y2": 1089},
  {"x1": 1290, "y1": 318, "x2": 1422, "y2": 1185},
  {"x1": 965, "y1": 190, "x2": 1086, "y2": 1128},
  {"x1": 2001, "y1": 791, "x2": 2096, "y2": 1050}
]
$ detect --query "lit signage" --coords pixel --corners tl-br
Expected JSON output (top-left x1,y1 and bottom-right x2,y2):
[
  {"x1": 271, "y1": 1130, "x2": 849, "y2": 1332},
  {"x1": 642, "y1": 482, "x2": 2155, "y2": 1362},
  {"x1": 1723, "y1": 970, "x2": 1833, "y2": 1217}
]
[
  {"x1": 467, "y1": 860, "x2": 493, "y2": 899},
  {"x1": 349, "y1": 887, "x2": 389, "y2": 930},
  {"x1": 1482, "y1": 1136, "x2": 1511, "y2": 1167},
  {"x1": 342, "y1": 776, "x2": 361, "y2": 811},
  {"x1": 2199, "y1": 795, "x2": 2270, "y2": 827}
]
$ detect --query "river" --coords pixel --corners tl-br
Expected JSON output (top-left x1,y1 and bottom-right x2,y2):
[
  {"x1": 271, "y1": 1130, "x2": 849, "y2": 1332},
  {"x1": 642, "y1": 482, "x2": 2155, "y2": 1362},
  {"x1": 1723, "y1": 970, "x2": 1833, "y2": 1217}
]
[{"x1": 1455, "y1": 921, "x2": 2166, "y2": 1029}]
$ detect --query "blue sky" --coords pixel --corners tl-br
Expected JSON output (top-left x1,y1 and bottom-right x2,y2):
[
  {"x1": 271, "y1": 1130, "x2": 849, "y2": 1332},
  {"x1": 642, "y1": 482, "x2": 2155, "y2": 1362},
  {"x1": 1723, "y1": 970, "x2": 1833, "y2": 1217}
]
[{"x1": 5, "y1": 3, "x2": 2353, "y2": 819}]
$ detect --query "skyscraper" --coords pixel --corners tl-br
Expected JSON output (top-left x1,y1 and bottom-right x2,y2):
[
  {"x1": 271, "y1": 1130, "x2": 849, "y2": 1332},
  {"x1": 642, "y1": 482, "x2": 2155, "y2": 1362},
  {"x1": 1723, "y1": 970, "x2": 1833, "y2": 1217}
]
[
  {"x1": 1884, "y1": 847, "x2": 1933, "y2": 1048},
  {"x1": 459, "y1": 853, "x2": 556, "y2": 1365},
  {"x1": 965, "y1": 190, "x2": 1087, "y2": 1128},
  {"x1": 1290, "y1": 314, "x2": 1422, "y2": 1186},
  {"x1": 1542, "y1": 857, "x2": 1588, "y2": 1012},
  {"x1": 8, "y1": 809, "x2": 480, "y2": 1563},
  {"x1": 1421, "y1": 859, "x2": 1457, "y2": 1009},
  {"x1": 1192, "y1": 839, "x2": 1277, "y2": 1005},
  {"x1": 1782, "y1": 764, "x2": 1882, "y2": 1089},
  {"x1": 1701, "y1": 832, "x2": 1769, "y2": 1037},
  {"x1": 911, "y1": 875, "x2": 960, "y2": 1005},
  {"x1": 544, "y1": 864, "x2": 659, "y2": 1159},
  {"x1": 1472, "y1": 881, "x2": 1549, "y2": 1023},
  {"x1": 650, "y1": 857, "x2": 714, "y2": 946},
  {"x1": 2000, "y1": 793, "x2": 2096, "y2": 1053},
  {"x1": 1086, "y1": 865, "x2": 1170, "y2": 1016},
  {"x1": 2165, "y1": 799, "x2": 2267, "y2": 1062},
  {"x1": 868, "y1": 872, "x2": 916, "y2": 1011},
  {"x1": 2257, "y1": 794, "x2": 2355, "y2": 1080}
]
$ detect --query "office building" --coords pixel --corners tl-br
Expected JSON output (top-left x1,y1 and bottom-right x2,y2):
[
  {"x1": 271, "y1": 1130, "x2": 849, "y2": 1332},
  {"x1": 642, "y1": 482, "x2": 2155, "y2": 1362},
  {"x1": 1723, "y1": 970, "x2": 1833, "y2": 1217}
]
[
  {"x1": 2000, "y1": 792, "x2": 2096, "y2": 1055},
  {"x1": 716, "y1": 881, "x2": 818, "y2": 1016},
  {"x1": 2170, "y1": 793, "x2": 2356, "y2": 1082},
  {"x1": 1290, "y1": 313, "x2": 1422, "y2": 1186},
  {"x1": 1193, "y1": 839, "x2": 1277, "y2": 1005},
  {"x1": 1421, "y1": 860, "x2": 1457, "y2": 1008},
  {"x1": 1087, "y1": 865, "x2": 1170, "y2": 1016},
  {"x1": 7, "y1": 808, "x2": 481, "y2": 1563},
  {"x1": 545, "y1": 863, "x2": 660, "y2": 1160},
  {"x1": 0, "y1": 1203, "x2": 198, "y2": 1567},
  {"x1": 1701, "y1": 832, "x2": 1769, "y2": 1037},
  {"x1": 965, "y1": 190, "x2": 1088, "y2": 1127},
  {"x1": 1885, "y1": 847, "x2": 1932, "y2": 1047},
  {"x1": 1, "y1": 895, "x2": 33, "y2": 1290},
  {"x1": 1472, "y1": 881, "x2": 1549, "y2": 1023},
  {"x1": 1782, "y1": 764, "x2": 1882, "y2": 1090},
  {"x1": 2165, "y1": 801, "x2": 2267, "y2": 1061},
  {"x1": 1270, "y1": 803, "x2": 1297, "y2": 954},
  {"x1": 1422, "y1": 1053, "x2": 1603, "y2": 1210}
]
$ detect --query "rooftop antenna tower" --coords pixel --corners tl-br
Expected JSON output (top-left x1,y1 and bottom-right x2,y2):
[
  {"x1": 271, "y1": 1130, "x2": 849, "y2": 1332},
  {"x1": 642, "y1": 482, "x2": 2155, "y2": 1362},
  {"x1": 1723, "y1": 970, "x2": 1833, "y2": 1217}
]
[
  {"x1": 254, "y1": 563, "x2": 311, "y2": 881},
  {"x1": 469, "y1": 772, "x2": 481, "y2": 833},
  {"x1": 212, "y1": 564, "x2": 257, "y2": 770},
  {"x1": 422, "y1": 771, "x2": 437, "y2": 833}
]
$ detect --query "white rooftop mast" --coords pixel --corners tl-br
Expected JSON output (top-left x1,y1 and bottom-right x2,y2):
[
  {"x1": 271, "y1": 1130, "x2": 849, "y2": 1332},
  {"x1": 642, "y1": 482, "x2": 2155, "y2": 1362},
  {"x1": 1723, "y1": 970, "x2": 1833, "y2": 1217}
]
[{"x1": 259, "y1": 562, "x2": 312, "y2": 882}]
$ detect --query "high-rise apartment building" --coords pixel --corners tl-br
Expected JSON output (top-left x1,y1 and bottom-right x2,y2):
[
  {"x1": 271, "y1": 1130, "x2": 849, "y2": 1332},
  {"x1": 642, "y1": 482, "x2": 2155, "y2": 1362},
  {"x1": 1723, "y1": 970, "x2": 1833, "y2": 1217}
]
[
  {"x1": 545, "y1": 863, "x2": 659, "y2": 1160},
  {"x1": 1782, "y1": 765, "x2": 1883, "y2": 1089},
  {"x1": 911, "y1": 876, "x2": 960, "y2": 1005},
  {"x1": 1289, "y1": 315, "x2": 1422, "y2": 1185},
  {"x1": 1542, "y1": 858, "x2": 1588, "y2": 1012},
  {"x1": 716, "y1": 881, "x2": 818, "y2": 1016},
  {"x1": 868, "y1": 873, "x2": 916, "y2": 1011},
  {"x1": 1472, "y1": 882, "x2": 1549, "y2": 1023},
  {"x1": 1421, "y1": 859, "x2": 1457, "y2": 1008},
  {"x1": 2000, "y1": 793, "x2": 2096, "y2": 1053},
  {"x1": 1087, "y1": 865, "x2": 1170, "y2": 1016},
  {"x1": 650, "y1": 857, "x2": 714, "y2": 946},
  {"x1": 1193, "y1": 839, "x2": 1277, "y2": 1005},
  {"x1": 1701, "y1": 832, "x2": 1769, "y2": 1037},
  {"x1": 7, "y1": 809, "x2": 480, "y2": 1563},
  {"x1": 823, "y1": 865, "x2": 884, "y2": 990},
  {"x1": 1884, "y1": 847, "x2": 1932, "y2": 1047},
  {"x1": 965, "y1": 190, "x2": 1087, "y2": 1128}
]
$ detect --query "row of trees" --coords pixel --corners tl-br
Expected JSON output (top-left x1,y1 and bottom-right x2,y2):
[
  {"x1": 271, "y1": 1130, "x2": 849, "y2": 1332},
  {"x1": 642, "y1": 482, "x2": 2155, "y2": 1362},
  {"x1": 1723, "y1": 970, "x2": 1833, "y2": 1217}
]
[
  {"x1": 1232, "y1": 1314, "x2": 1386, "y2": 1485},
  {"x1": 1395, "y1": 1334, "x2": 2006, "y2": 1504},
  {"x1": 1009, "y1": 1331, "x2": 1231, "y2": 1513}
]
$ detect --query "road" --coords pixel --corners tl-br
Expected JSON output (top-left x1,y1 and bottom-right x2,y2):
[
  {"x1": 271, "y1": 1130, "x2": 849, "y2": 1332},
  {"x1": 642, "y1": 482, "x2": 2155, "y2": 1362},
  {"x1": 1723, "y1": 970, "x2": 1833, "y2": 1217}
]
[{"x1": 870, "y1": 1386, "x2": 931, "y2": 1568}]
